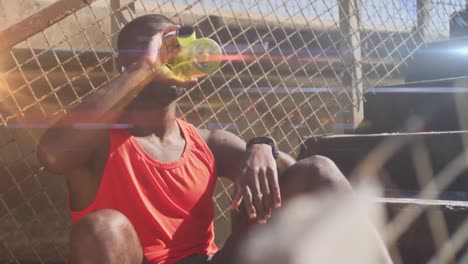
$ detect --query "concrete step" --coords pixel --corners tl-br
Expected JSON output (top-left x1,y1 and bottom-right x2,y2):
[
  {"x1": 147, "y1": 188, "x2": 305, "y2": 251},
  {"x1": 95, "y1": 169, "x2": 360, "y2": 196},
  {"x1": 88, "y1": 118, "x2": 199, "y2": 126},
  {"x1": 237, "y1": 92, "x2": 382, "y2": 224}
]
[{"x1": 299, "y1": 131, "x2": 468, "y2": 199}]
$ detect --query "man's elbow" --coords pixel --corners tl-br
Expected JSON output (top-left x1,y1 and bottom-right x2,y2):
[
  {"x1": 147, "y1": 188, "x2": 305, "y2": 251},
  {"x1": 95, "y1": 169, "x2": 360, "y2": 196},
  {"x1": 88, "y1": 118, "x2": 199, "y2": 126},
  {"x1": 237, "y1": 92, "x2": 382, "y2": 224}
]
[{"x1": 37, "y1": 143, "x2": 67, "y2": 175}]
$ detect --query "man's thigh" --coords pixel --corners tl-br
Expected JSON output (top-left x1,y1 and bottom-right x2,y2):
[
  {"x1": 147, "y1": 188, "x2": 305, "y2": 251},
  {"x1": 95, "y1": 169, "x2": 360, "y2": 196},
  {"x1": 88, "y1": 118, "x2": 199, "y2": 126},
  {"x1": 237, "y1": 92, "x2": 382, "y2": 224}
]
[{"x1": 211, "y1": 155, "x2": 350, "y2": 264}]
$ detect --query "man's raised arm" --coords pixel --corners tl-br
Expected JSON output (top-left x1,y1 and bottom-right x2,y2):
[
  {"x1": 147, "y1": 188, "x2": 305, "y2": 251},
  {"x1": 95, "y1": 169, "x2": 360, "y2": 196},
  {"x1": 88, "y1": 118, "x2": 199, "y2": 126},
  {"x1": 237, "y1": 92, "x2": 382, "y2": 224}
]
[{"x1": 37, "y1": 25, "x2": 190, "y2": 174}]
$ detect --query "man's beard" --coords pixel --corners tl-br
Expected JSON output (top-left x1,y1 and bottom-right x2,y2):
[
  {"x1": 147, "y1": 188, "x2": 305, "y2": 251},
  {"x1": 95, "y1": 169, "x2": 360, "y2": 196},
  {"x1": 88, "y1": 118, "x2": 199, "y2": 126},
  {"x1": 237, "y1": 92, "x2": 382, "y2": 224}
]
[{"x1": 135, "y1": 82, "x2": 184, "y2": 107}]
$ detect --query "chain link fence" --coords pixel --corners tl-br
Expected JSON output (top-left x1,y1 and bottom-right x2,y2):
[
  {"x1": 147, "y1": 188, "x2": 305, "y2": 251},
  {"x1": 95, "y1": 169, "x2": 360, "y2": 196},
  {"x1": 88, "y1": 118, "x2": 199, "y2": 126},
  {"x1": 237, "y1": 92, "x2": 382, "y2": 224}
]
[{"x1": 0, "y1": 0, "x2": 466, "y2": 262}]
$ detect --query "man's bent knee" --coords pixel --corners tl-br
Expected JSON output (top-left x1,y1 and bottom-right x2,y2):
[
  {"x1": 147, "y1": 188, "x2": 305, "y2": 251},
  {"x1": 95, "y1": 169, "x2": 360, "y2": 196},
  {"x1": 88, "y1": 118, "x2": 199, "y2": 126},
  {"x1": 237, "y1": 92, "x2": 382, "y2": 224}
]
[
  {"x1": 70, "y1": 209, "x2": 143, "y2": 264},
  {"x1": 280, "y1": 155, "x2": 351, "y2": 200}
]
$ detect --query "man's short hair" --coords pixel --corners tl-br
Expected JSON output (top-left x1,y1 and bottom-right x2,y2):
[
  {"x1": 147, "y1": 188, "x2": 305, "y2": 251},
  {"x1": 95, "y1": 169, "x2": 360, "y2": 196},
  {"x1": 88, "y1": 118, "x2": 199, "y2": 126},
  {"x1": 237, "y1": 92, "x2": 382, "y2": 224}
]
[{"x1": 117, "y1": 14, "x2": 174, "y2": 51}]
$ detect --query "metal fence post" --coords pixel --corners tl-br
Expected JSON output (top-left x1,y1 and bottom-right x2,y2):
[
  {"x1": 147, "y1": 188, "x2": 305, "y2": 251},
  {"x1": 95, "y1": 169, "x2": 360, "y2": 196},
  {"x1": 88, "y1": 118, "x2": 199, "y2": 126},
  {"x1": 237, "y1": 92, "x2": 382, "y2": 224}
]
[
  {"x1": 339, "y1": 0, "x2": 363, "y2": 131},
  {"x1": 111, "y1": 0, "x2": 122, "y2": 72},
  {"x1": 417, "y1": 0, "x2": 432, "y2": 41}
]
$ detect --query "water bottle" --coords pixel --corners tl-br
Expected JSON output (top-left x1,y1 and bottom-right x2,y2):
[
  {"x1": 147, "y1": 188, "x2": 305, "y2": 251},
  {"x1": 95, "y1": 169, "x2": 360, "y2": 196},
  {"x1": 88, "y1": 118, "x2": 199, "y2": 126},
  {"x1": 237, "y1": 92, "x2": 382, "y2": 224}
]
[{"x1": 166, "y1": 26, "x2": 222, "y2": 80}]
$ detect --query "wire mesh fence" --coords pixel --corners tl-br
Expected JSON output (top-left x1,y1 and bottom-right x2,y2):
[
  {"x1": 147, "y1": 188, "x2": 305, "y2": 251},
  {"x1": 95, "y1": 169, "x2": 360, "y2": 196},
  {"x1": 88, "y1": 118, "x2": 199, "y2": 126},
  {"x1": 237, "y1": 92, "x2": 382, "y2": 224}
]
[{"x1": 0, "y1": 0, "x2": 467, "y2": 262}]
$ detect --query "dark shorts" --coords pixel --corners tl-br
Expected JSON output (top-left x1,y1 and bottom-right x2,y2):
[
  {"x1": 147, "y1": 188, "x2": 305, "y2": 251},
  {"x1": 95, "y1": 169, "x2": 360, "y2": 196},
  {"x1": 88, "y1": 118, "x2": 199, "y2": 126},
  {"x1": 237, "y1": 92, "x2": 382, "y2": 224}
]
[
  {"x1": 177, "y1": 254, "x2": 213, "y2": 264},
  {"x1": 143, "y1": 254, "x2": 212, "y2": 264}
]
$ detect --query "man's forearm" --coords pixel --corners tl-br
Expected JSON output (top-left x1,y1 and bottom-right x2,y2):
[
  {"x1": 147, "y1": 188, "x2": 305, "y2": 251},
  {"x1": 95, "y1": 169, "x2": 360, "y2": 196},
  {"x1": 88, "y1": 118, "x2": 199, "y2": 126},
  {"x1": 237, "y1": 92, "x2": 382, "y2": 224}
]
[
  {"x1": 38, "y1": 62, "x2": 154, "y2": 172},
  {"x1": 54, "y1": 61, "x2": 154, "y2": 126}
]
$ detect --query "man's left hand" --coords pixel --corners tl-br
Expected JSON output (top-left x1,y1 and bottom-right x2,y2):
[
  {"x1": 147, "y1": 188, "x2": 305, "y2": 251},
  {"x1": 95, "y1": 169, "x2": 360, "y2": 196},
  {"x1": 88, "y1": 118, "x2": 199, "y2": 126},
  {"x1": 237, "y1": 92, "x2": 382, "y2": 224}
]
[{"x1": 231, "y1": 144, "x2": 280, "y2": 224}]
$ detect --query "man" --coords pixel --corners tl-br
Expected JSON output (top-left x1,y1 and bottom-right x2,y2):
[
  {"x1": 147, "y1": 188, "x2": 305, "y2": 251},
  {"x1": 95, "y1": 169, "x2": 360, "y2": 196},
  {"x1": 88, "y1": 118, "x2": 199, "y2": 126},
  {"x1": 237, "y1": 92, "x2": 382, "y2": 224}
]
[{"x1": 37, "y1": 14, "x2": 377, "y2": 264}]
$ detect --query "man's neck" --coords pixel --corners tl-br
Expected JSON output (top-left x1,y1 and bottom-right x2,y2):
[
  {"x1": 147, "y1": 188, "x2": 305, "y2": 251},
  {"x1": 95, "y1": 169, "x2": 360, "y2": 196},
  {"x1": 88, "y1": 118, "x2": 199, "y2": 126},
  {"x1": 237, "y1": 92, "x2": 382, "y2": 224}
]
[{"x1": 121, "y1": 103, "x2": 178, "y2": 139}]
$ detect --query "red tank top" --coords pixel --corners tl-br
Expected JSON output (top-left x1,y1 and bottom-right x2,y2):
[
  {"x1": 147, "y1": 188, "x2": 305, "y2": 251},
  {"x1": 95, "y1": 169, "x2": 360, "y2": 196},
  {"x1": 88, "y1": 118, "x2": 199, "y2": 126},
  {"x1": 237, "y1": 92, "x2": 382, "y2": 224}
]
[{"x1": 70, "y1": 119, "x2": 218, "y2": 263}]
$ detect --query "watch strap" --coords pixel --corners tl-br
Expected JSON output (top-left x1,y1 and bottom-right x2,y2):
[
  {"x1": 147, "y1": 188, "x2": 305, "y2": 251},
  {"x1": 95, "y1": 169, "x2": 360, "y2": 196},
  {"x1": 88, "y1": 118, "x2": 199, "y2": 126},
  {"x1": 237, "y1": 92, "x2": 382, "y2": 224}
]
[{"x1": 246, "y1": 136, "x2": 279, "y2": 159}]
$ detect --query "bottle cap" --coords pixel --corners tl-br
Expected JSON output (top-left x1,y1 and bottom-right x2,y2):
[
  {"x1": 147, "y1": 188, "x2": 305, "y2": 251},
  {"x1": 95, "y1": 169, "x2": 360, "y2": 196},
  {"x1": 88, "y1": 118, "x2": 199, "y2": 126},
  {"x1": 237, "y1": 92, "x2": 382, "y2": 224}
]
[{"x1": 176, "y1": 26, "x2": 196, "y2": 47}]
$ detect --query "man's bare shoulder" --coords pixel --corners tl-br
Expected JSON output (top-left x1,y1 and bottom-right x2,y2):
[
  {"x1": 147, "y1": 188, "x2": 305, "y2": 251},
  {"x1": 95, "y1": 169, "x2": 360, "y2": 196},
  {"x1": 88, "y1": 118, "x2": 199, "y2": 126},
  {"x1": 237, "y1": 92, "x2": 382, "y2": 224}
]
[
  {"x1": 196, "y1": 128, "x2": 210, "y2": 142},
  {"x1": 196, "y1": 128, "x2": 244, "y2": 148}
]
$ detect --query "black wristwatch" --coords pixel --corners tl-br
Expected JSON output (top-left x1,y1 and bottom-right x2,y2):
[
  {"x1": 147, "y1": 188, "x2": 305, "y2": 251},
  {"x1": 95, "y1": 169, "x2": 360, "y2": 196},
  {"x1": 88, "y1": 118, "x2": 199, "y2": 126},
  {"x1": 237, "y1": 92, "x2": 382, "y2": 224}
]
[{"x1": 246, "y1": 136, "x2": 279, "y2": 160}]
